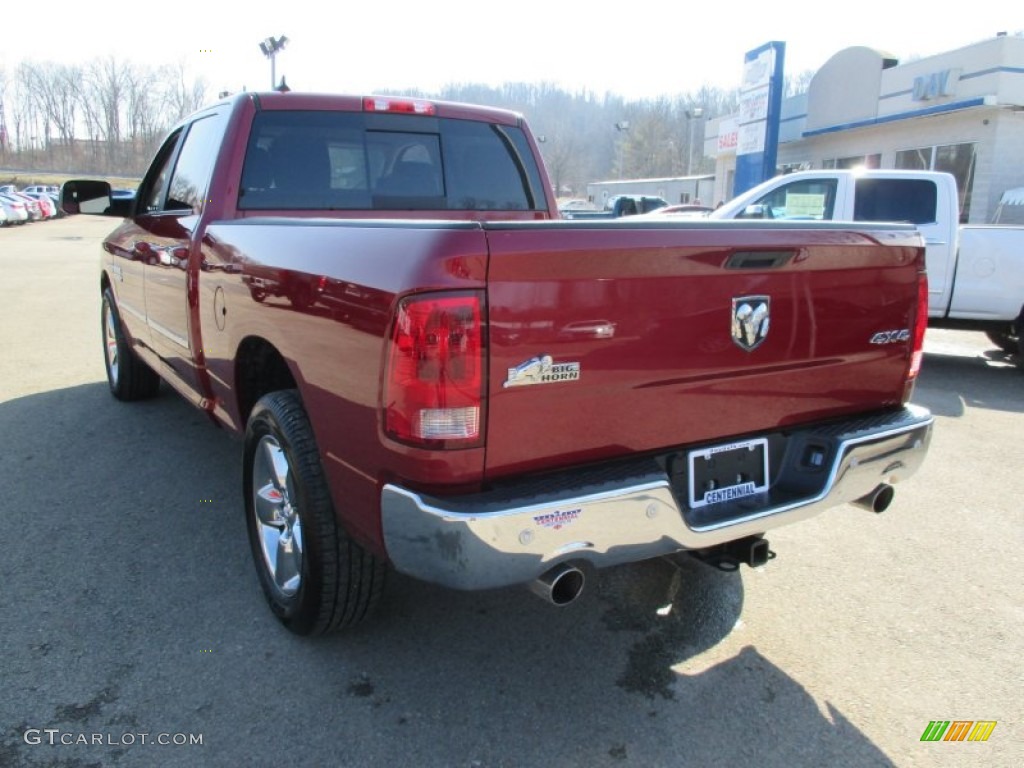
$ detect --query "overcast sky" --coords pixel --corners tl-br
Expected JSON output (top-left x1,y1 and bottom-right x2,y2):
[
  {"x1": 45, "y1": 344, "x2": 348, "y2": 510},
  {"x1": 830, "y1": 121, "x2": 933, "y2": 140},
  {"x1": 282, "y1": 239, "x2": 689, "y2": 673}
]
[{"x1": 3, "y1": 1, "x2": 1018, "y2": 101}]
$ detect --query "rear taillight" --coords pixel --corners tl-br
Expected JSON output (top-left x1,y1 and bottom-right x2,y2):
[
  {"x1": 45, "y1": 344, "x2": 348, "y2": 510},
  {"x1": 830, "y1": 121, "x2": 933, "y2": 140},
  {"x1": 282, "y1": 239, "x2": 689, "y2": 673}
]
[
  {"x1": 384, "y1": 292, "x2": 485, "y2": 447},
  {"x1": 908, "y1": 270, "x2": 928, "y2": 380}
]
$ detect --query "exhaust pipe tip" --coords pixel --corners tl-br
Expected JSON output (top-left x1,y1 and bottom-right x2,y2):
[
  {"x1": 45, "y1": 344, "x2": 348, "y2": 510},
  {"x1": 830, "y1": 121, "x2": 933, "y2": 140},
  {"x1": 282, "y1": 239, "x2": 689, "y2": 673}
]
[
  {"x1": 855, "y1": 483, "x2": 895, "y2": 514},
  {"x1": 529, "y1": 564, "x2": 585, "y2": 606}
]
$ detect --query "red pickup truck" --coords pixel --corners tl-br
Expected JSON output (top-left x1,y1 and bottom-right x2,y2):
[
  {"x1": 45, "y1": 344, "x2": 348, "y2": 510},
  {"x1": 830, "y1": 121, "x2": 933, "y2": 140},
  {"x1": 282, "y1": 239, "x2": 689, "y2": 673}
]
[{"x1": 65, "y1": 92, "x2": 933, "y2": 635}]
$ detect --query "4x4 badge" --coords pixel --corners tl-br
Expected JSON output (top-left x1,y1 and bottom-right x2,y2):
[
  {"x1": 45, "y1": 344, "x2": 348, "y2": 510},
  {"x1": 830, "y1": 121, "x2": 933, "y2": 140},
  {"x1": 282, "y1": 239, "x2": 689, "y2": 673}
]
[{"x1": 732, "y1": 296, "x2": 770, "y2": 351}]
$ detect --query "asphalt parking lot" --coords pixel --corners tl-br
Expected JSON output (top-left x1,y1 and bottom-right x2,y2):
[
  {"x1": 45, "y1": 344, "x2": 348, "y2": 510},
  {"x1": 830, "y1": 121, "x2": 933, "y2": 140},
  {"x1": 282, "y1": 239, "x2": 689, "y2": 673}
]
[{"x1": 1, "y1": 216, "x2": 1021, "y2": 767}]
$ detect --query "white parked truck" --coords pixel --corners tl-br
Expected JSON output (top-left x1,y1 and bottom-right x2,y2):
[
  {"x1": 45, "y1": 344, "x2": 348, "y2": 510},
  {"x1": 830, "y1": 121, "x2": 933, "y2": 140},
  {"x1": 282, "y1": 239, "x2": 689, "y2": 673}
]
[{"x1": 711, "y1": 170, "x2": 1024, "y2": 359}]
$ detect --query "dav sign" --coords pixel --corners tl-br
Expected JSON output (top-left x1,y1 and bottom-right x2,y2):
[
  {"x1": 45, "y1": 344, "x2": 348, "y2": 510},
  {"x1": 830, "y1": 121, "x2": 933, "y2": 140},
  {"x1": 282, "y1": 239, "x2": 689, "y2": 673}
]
[{"x1": 913, "y1": 69, "x2": 960, "y2": 101}]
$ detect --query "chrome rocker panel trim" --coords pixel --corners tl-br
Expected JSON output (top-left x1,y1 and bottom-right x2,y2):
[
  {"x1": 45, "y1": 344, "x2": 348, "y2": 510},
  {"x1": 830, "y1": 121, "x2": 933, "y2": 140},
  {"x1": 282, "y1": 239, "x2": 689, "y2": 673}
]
[{"x1": 381, "y1": 405, "x2": 933, "y2": 590}]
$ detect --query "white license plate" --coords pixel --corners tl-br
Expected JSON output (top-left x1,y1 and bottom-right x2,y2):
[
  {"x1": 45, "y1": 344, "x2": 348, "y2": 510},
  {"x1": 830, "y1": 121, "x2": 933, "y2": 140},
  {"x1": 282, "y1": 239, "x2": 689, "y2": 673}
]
[{"x1": 688, "y1": 437, "x2": 769, "y2": 509}]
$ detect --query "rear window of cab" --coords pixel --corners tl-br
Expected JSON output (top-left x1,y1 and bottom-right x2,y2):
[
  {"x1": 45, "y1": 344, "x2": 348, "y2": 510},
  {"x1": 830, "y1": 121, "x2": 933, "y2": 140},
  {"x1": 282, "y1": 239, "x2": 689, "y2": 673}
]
[{"x1": 238, "y1": 110, "x2": 548, "y2": 212}]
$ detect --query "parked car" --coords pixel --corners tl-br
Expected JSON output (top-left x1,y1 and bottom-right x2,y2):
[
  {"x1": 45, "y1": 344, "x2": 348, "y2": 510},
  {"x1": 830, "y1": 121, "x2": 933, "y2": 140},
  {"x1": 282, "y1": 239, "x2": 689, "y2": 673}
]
[
  {"x1": 0, "y1": 194, "x2": 30, "y2": 224},
  {"x1": 557, "y1": 198, "x2": 594, "y2": 212},
  {"x1": 23, "y1": 192, "x2": 56, "y2": 219},
  {"x1": 561, "y1": 194, "x2": 669, "y2": 219},
  {"x1": 8, "y1": 191, "x2": 43, "y2": 221},
  {"x1": 646, "y1": 203, "x2": 715, "y2": 216},
  {"x1": 0, "y1": 205, "x2": 7, "y2": 227},
  {"x1": 43, "y1": 193, "x2": 66, "y2": 218},
  {"x1": 22, "y1": 184, "x2": 60, "y2": 197}
]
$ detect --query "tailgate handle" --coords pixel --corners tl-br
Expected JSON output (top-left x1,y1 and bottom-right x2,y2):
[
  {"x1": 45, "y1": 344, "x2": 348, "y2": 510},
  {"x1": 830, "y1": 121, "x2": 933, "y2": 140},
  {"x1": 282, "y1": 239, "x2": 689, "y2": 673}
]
[
  {"x1": 725, "y1": 250, "x2": 794, "y2": 270},
  {"x1": 558, "y1": 320, "x2": 616, "y2": 340}
]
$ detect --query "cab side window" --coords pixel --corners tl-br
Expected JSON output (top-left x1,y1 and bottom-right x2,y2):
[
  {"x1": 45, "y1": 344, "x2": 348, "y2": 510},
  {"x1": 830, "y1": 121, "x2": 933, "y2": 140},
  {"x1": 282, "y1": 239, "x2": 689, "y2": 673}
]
[
  {"x1": 747, "y1": 179, "x2": 838, "y2": 220},
  {"x1": 166, "y1": 113, "x2": 228, "y2": 214},
  {"x1": 137, "y1": 112, "x2": 227, "y2": 215},
  {"x1": 139, "y1": 130, "x2": 182, "y2": 213},
  {"x1": 853, "y1": 179, "x2": 938, "y2": 224}
]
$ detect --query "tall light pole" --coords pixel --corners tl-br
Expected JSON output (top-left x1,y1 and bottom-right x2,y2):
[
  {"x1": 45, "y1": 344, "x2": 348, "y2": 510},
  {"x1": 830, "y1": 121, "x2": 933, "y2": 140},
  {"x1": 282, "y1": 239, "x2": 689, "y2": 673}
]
[
  {"x1": 686, "y1": 107, "x2": 704, "y2": 176},
  {"x1": 614, "y1": 121, "x2": 630, "y2": 179},
  {"x1": 259, "y1": 35, "x2": 289, "y2": 90}
]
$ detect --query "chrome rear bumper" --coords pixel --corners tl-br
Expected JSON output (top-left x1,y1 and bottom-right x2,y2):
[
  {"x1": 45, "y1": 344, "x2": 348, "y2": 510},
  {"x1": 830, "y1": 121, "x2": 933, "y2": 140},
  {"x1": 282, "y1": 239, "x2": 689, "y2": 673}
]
[{"x1": 381, "y1": 405, "x2": 933, "y2": 590}]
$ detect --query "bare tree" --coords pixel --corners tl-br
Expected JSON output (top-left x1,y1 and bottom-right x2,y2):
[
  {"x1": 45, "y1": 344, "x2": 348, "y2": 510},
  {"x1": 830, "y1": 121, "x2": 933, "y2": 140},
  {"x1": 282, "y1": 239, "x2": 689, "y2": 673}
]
[
  {"x1": 83, "y1": 56, "x2": 130, "y2": 170},
  {"x1": 784, "y1": 69, "x2": 816, "y2": 97},
  {"x1": 536, "y1": 119, "x2": 579, "y2": 198},
  {"x1": 0, "y1": 55, "x2": 211, "y2": 175},
  {"x1": 0, "y1": 65, "x2": 9, "y2": 155},
  {"x1": 1, "y1": 66, "x2": 743, "y2": 184},
  {"x1": 25, "y1": 62, "x2": 82, "y2": 165},
  {"x1": 12, "y1": 63, "x2": 49, "y2": 156},
  {"x1": 125, "y1": 67, "x2": 164, "y2": 170},
  {"x1": 158, "y1": 60, "x2": 208, "y2": 125},
  {"x1": 615, "y1": 100, "x2": 678, "y2": 179}
]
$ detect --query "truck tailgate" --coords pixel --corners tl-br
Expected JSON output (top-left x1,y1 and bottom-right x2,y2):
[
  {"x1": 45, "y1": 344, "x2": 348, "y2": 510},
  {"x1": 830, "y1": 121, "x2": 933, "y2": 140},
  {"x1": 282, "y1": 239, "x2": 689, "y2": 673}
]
[{"x1": 482, "y1": 220, "x2": 923, "y2": 478}]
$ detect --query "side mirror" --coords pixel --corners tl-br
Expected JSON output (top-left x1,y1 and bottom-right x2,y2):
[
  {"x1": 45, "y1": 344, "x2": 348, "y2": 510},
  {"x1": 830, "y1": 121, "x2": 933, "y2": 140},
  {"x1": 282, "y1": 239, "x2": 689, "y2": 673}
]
[{"x1": 61, "y1": 180, "x2": 133, "y2": 217}]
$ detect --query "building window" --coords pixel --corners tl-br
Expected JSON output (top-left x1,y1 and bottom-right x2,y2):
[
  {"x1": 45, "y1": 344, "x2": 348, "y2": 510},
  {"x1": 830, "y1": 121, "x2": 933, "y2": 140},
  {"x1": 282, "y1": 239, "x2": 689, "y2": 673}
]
[
  {"x1": 935, "y1": 143, "x2": 976, "y2": 223},
  {"x1": 895, "y1": 143, "x2": 975, "y2": 222},
  {"x1": 821, "y1": 155, "x2": 879, "y2": 170},
  {"x1": 778, "y1": 162, "x2": 812, "y2": 175},
  {"x1": 895, "y1": 147, "x2": 933, "y2": 170}
]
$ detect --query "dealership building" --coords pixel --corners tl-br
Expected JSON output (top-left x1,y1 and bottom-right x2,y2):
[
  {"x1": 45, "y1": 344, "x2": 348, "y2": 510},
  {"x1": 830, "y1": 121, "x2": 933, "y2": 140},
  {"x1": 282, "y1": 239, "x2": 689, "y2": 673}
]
[{"x1": 706, "y1": 34, "x2": 1024, "y2": 223}]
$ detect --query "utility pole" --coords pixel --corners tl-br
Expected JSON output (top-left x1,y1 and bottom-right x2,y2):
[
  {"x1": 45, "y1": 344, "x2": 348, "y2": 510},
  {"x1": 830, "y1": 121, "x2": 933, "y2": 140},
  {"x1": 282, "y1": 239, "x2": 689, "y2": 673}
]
[
  {"x1": 614, "y1": 121, "x2": 630, "y2": 179},
  {"x1": 686, "y1": 108, "x2": 704, "y2": 176}
]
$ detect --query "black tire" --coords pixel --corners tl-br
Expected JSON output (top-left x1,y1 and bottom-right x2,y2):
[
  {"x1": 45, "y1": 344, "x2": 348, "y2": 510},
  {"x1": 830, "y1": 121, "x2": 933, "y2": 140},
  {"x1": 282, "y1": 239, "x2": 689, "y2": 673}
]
[
  {"x1": 985, "y1": 329, "x2": 1018, "y2": 355},
  {"x1": 102, "y1": 287, "x2": 160, "y2": 400},
  {"x1": 244, "y1": 390, "x2": 385, "y2": 635},
  {"x1": 287, "y1": 283, "x2": 315, "y2": 311}
]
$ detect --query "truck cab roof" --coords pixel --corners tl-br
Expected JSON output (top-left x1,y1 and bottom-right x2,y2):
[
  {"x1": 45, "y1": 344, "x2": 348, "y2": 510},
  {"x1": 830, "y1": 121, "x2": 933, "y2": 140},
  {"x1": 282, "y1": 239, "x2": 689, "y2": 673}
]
[{"x1": 212, "y1": 91, "x2": 527, "y2": 128}]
